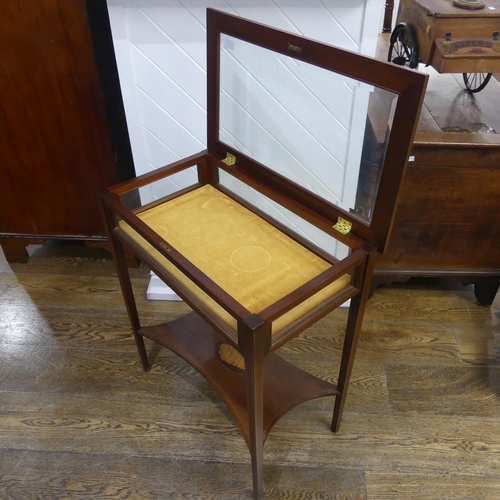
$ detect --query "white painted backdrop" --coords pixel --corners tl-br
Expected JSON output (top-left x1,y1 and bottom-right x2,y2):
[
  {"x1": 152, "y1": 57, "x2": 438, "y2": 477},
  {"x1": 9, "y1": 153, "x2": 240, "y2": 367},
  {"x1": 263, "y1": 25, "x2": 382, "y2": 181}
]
[{"x1": 106, "y1": 0, "x2": 385, "y2": 299}]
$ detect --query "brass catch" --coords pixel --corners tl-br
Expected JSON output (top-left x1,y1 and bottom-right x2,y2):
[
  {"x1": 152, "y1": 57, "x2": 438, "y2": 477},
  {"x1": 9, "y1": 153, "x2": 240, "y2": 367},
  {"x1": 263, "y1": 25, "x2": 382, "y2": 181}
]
[
  {"x1": 288, "y1": 43, "x2": 302, "y2": 53},
  {"x1": 333, "y1": 217, "x2": 352, "y2": 235},
  {"x1": 159, "y1": 242, "x2": 172, "y2": 252},
  {"x1": 222, "y1": 152, "x2": 236, "y2": 166}
]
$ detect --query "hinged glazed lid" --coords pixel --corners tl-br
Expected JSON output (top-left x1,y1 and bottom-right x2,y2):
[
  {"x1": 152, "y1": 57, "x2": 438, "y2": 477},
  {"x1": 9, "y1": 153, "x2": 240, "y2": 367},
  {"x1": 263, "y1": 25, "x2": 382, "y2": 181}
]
[{"x1": 206, "y1": 9, "x2": 428, "y2": 253}]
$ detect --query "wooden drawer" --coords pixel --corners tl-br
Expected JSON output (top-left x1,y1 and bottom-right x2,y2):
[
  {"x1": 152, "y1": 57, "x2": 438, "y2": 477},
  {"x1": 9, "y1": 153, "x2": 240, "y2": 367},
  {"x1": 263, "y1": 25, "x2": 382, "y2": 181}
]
[
  {"x1": 379, "y1": 222, "x2": 500, "y2": 269},
  {"x1": 395, "y1": 165, "x2": 500, "y2": 224},
  {"x1": 409, "y1": 146, "x2": 500, "y2": 169}
]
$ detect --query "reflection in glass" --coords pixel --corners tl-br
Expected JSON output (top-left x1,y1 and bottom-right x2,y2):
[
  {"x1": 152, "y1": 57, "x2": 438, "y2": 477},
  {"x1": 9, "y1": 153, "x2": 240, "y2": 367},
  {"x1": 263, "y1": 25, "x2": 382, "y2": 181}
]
[{"x1": 219, "y1": 34, "x2": 398, "y2": 223}]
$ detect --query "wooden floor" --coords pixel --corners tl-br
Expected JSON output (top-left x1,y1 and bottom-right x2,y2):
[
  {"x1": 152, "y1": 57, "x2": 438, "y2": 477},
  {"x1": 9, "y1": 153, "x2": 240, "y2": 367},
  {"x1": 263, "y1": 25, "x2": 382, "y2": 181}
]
[
  {"x1": 1, "y1": 241, "x2": 499, "y2": 499},
  {"x1": 3, "y1": 36, "x2": 500, "y2": 500}
]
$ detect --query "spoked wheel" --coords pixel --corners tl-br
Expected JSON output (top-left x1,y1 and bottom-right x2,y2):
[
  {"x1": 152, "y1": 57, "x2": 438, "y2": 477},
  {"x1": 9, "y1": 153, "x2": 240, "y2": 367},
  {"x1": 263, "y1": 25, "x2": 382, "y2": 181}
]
[
  {"x1": 462, "y1": 73, "x2": 492, "y2": 93},
  {"x1": 388, "y1": 23, "x2": 419, "y2": 69}
]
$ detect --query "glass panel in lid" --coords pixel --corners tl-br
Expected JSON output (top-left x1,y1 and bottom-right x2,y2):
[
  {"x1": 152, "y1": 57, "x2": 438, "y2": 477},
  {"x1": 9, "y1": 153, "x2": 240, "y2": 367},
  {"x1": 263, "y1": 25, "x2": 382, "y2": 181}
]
[{"x1": 219, "y1": 33, "x2": 398, "y2": 223}]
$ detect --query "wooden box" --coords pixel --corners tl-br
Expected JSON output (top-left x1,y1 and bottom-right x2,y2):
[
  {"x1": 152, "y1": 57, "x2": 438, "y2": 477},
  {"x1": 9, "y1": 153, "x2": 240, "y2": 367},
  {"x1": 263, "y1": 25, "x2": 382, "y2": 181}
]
[{"x1": 396, "y1": 0, "x2": 500, "y2": 73}]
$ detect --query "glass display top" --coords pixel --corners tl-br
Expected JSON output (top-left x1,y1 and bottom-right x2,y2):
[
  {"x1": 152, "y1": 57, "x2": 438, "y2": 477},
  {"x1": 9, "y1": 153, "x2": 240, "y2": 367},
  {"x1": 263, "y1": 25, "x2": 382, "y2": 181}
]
[{"x1": 218, "y1": 33, "x2": 398, "y2": 224}]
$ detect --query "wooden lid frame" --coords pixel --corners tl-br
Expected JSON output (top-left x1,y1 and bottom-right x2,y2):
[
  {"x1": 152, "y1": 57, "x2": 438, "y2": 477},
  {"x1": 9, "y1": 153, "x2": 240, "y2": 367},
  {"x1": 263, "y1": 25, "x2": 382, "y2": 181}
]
[{"x1": 206, "y1": 8, "x2": 428, "y2": 253}]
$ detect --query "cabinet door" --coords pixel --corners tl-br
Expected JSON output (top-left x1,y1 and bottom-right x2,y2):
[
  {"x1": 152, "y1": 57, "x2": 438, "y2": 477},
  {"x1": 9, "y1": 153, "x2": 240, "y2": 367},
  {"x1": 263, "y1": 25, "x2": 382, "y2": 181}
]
[{"x1": 0, "y1": 0, "x2": 118, "y2": 237}]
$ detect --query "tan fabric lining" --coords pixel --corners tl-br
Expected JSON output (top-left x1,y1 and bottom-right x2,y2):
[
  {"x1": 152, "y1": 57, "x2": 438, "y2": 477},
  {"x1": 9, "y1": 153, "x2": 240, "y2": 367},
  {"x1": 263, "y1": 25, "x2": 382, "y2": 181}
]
[{"x1": 119, "y1": 185, "x2": 350, "y2": 335}]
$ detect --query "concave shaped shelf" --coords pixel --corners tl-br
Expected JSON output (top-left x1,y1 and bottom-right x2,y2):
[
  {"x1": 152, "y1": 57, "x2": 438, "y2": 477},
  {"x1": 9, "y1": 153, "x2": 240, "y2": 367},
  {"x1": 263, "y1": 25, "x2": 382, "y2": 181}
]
[{"x1": 139, "y1": 312, "x2": 339, "y2": 445}]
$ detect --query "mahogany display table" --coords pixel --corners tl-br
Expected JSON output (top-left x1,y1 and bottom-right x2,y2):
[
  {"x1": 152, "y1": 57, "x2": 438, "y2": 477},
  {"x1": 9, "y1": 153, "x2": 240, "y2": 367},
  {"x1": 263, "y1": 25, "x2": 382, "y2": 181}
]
[{"x1": 100, "y1": 10, "x2": 427, "y2": 499}]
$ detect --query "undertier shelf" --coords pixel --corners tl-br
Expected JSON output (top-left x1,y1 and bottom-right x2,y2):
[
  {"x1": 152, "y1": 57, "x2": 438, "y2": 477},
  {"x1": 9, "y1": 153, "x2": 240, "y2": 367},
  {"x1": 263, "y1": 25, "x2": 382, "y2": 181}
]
[{"x1": 139, "y1": 312, "x2": 339, "y2": 445}]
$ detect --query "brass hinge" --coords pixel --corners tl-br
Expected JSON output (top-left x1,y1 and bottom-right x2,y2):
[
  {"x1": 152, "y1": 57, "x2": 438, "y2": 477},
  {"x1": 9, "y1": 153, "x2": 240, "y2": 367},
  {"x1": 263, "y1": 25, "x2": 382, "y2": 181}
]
[
  {"x1": 222, "y1": 152, "x2": 236, "y2": 166},
  {"x1": 333, "y1": 217, "x2": 352, "y2": 235}
]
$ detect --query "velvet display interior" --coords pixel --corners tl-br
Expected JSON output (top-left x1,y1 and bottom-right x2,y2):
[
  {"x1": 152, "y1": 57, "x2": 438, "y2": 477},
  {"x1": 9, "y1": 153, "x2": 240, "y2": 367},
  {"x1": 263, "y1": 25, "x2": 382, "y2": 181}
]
[{"x1": 119, "y1": 185, "x2": 351, "y2": 334}]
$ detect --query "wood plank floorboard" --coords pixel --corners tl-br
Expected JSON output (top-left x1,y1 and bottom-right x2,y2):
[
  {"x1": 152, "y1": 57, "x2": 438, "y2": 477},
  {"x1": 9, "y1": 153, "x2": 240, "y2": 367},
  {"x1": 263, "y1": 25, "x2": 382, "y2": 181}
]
[
  {"x1": 364, "y1": 287, "x2": 492, "y2": 324},
  {"x1": 0, "y1": 449, "x2": 366, "y2": 500},
  {"x1": 386, "y1": 364, "x2": 500, "y2": 416},
  {"x1": 1, "y1": 242, "x2": 499, "y2": 499},
  {"x1": 282, "y1": 319, "x2": 463, "y2": 366},
  {"x1": 366, "y1": 472, "x2": 500, "y2": 500}
]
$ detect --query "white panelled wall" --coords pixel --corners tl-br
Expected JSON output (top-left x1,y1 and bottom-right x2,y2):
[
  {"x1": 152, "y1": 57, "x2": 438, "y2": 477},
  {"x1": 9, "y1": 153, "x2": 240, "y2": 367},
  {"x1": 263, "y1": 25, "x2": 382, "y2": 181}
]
[{"x1": 106, "y1": 0, "x2": 385, "y2": 300}]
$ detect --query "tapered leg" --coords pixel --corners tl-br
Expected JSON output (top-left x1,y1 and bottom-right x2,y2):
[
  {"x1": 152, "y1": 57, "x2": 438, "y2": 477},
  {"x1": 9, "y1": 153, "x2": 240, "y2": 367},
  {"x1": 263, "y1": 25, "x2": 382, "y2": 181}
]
[
  {"x1": 247, "y1": 341, "x2": 264, "y2": 500},
  {"x1": 98, "y1": 195, "x2": 150, "y2": 371},
  {"x1": 239, "y1": 316, "x2": 271, "y2": 500},
  {"x1": 332, "y1": 249, "x2": 377, "y2": 432}
]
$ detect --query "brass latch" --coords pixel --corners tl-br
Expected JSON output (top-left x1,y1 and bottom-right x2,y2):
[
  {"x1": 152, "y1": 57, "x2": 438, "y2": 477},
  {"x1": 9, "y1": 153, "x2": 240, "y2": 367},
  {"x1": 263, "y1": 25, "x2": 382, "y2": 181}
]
[
  {"x1": 333, "y1": 217, "x2": 352, "y2": 235},
  {"x1": 159, "y1": 242, "x2": 172, "y2": 252},
  {"x1": 222, "y1": 152, "x2": 236, "y2": 166},
  {"x1": 288, "y1": 43, "x2": 302, "y2": 53}
]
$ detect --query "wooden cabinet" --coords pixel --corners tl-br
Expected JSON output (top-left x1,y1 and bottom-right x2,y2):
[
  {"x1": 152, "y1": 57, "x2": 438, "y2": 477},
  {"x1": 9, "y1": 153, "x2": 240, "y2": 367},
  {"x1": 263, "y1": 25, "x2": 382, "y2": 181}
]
[
  {"x1": 374, "y1": 70, "x2": 500, "y2": 304},
  {"x1": 0, "y1": 0, "x2": 132, "y2": 263}
]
